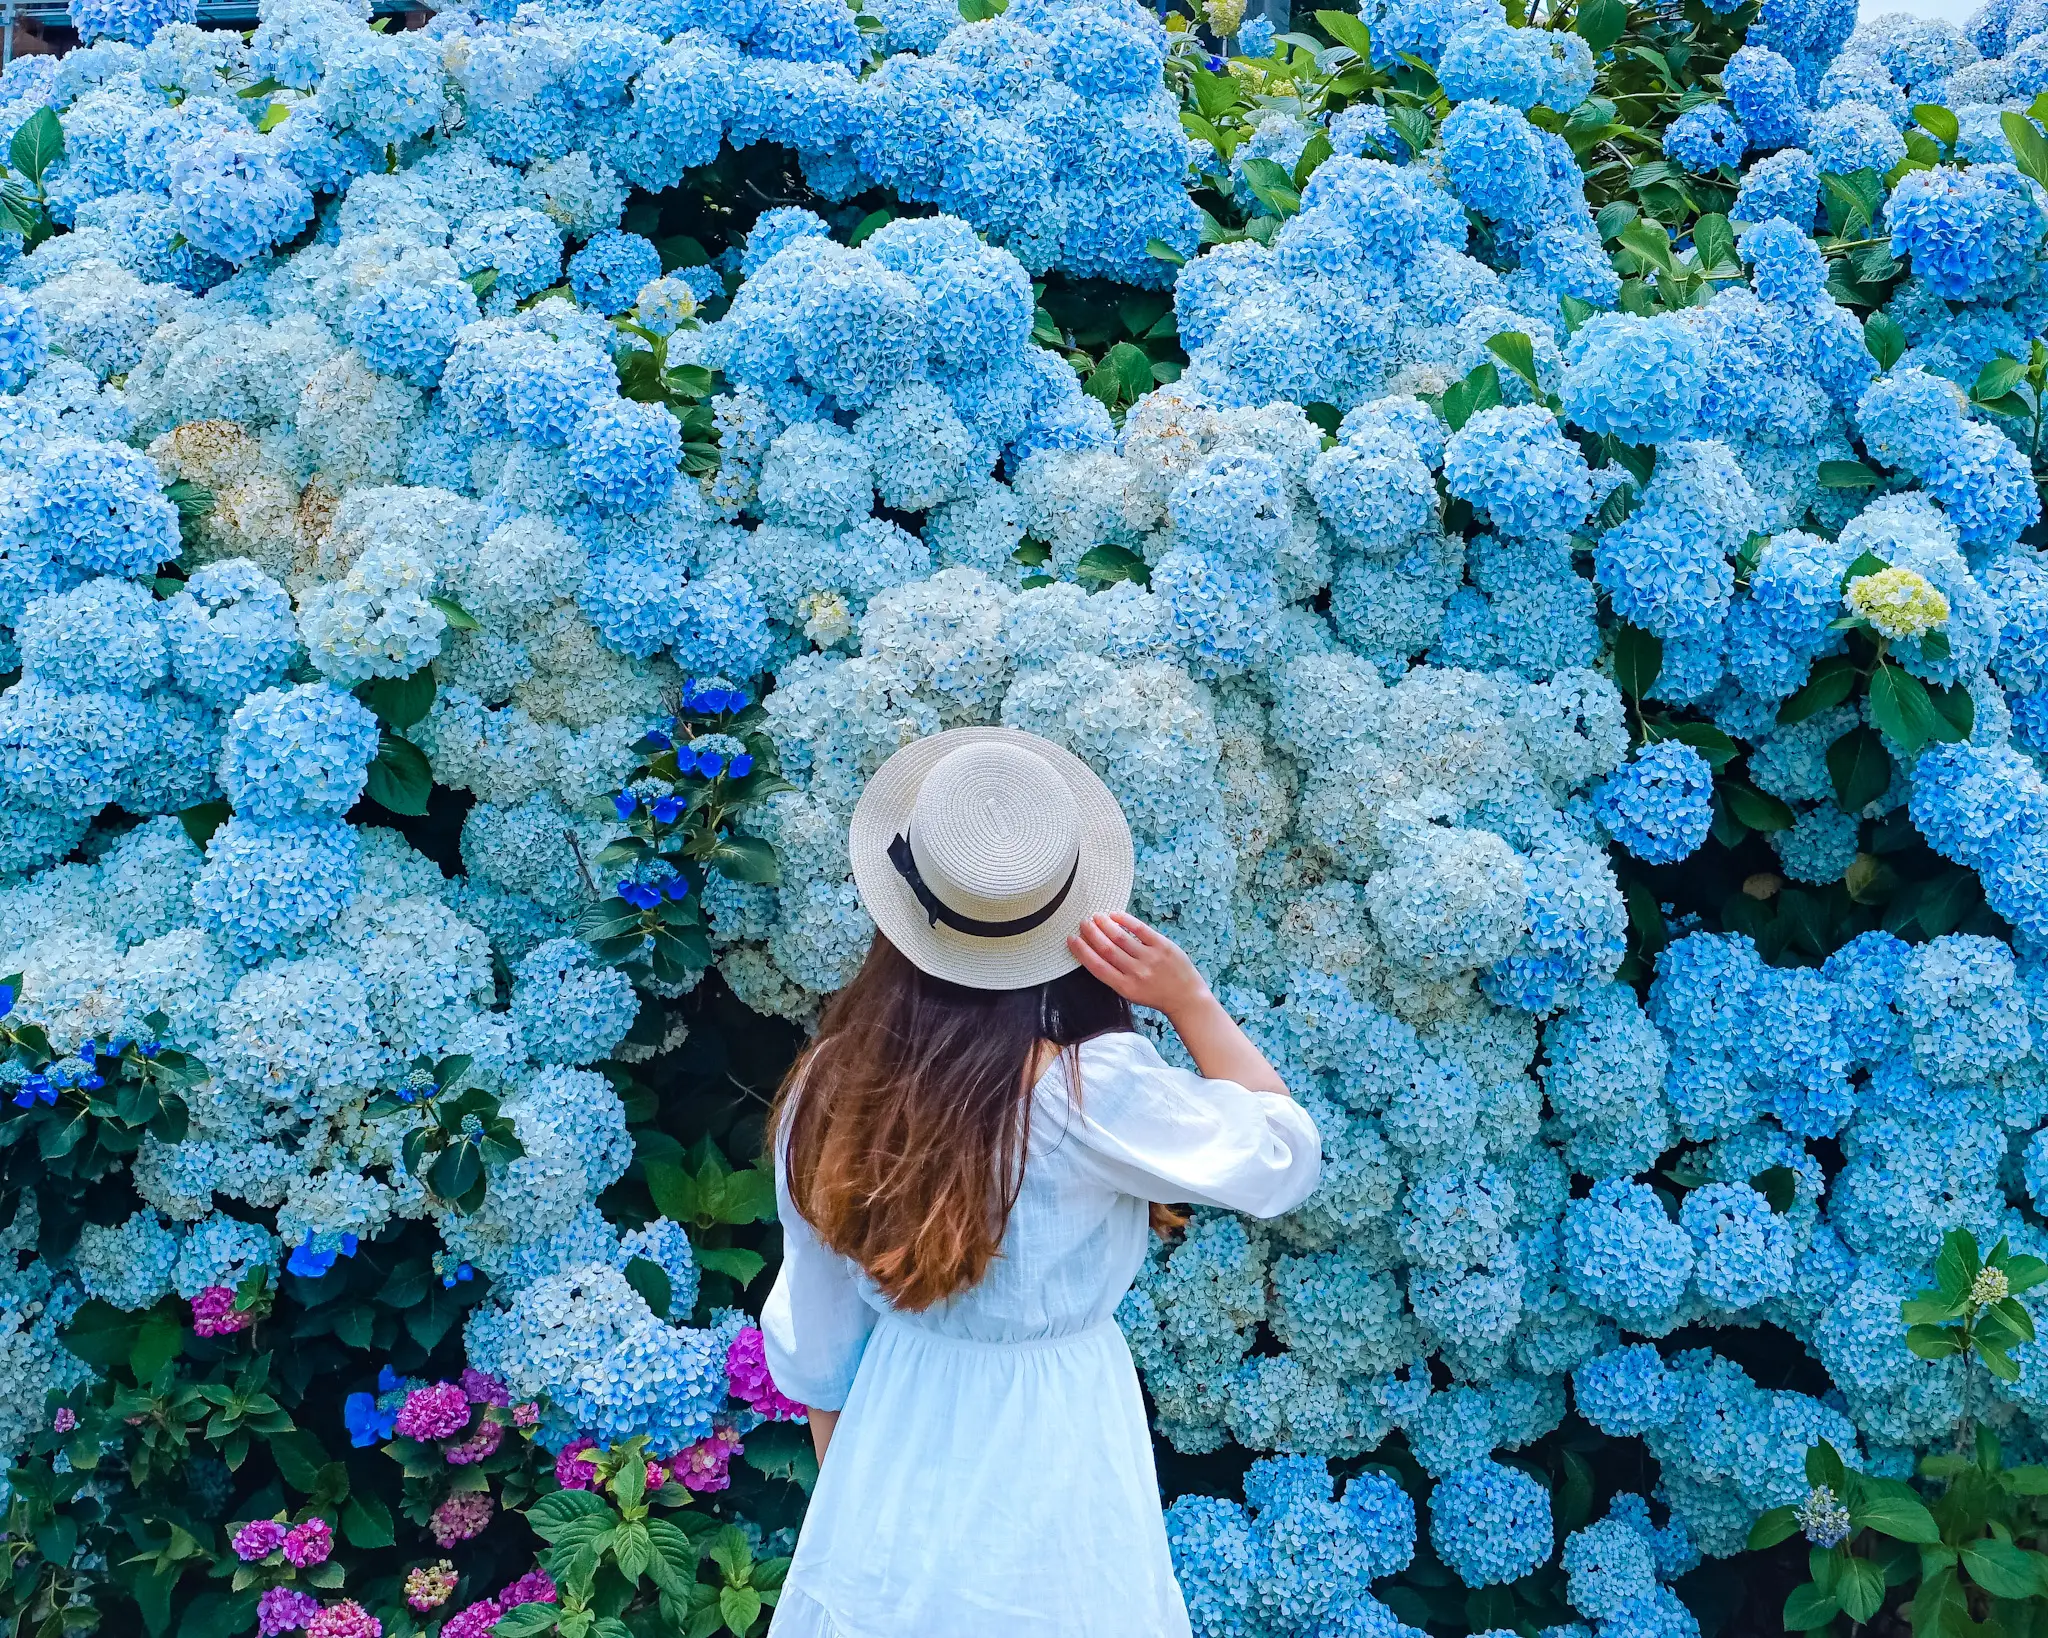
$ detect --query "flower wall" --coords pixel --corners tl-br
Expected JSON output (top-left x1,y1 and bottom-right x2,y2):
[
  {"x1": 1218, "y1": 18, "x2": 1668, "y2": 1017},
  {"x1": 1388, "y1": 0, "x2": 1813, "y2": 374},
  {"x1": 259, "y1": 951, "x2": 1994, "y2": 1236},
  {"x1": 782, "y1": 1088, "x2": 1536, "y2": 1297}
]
[{"x1": 4, "y1": 0, "x2": 2048, "y2": 1632}]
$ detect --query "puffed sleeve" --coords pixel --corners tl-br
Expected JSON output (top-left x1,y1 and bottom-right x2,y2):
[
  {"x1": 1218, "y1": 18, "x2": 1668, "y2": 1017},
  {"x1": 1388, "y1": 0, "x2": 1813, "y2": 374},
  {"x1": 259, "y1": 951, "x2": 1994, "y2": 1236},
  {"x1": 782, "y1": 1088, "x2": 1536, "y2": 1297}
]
[
  {"x1": 1057, "y1": 1030, "x2": 1321, "y2": 1218},
  {"x1": 759, "y1": 1112, "x2": 877, "y2": 1412}
]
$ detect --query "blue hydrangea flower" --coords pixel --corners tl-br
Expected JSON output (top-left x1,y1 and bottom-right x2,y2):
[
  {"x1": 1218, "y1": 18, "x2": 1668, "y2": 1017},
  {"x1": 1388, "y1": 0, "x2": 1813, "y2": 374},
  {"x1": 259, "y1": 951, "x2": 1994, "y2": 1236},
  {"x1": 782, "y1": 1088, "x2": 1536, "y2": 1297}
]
[
  {"x1": 1593, "y1": 742, "x2": 1714, "y2": 864},
  {"x1": 1429, "y1": 1461, "x2": 1554, "y2": 1587}
]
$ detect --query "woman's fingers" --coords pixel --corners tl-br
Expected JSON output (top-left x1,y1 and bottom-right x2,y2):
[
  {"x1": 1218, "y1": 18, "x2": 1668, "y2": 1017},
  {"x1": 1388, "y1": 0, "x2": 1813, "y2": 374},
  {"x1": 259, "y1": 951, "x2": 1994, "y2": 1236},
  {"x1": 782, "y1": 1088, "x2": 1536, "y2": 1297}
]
[
  {"x1": 1069, "y1": 940, "x2": 1141, "y2": 1000},
  {"x1": 1077, "y1": 914, "x2": 1146, "y2": 975},
  {"x1": 1066, "y1": 934, "x2": 1125, "y2": 989},
  {"x1": 1109, "y1": 911, "x2": 1159, "y2": 946}
]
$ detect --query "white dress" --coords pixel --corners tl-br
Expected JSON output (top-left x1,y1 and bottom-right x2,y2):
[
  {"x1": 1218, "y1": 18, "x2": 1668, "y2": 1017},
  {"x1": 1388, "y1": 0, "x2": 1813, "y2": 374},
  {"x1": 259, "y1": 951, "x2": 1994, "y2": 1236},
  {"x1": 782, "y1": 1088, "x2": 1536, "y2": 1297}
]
[{"x1": 761, "y1": 1029, "x2": 1322, "y2": 1638}]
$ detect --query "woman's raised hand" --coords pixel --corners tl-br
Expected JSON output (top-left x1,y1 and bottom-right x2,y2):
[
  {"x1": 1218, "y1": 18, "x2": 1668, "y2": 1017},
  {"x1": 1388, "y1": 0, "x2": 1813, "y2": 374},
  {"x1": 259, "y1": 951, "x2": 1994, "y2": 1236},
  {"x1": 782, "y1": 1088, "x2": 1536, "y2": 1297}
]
[
  {"x1": 1067, "y1": 912, "x2": 1209, "y2": 1017},
  {"x1": 1068, "y1": 911, "x2": 1290, "y2": 1096}
]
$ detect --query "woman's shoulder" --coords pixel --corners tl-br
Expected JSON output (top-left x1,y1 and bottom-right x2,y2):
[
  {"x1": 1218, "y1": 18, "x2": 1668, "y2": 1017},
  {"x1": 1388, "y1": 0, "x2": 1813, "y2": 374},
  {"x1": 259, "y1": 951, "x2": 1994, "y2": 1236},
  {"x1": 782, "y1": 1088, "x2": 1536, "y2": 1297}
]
[{"x1": 1043, "y1": 1029, "x2": 1177, "y2": 1104}]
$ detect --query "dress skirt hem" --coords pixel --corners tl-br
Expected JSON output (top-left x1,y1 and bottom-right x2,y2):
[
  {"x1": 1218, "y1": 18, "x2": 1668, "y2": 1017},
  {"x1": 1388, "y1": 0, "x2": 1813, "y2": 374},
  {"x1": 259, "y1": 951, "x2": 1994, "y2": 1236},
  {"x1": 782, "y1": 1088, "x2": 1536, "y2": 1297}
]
[{"x1": 767, "y1": 1314, "x2": 1193, "y2": 1638}]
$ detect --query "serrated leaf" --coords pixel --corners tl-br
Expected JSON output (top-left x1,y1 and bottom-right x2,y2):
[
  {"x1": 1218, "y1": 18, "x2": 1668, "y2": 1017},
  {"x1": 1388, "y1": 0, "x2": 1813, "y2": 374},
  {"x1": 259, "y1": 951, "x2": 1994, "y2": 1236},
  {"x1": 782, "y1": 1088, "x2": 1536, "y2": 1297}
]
[
  {"x1": 708, "y1": 833, "x2": 780, "y2": 886},
  {"x1": 1315, "y1": 9, "x2": 1375, "y2": 59},
  {"x1": 1819, "y1": 459, "x2": 1885, "y2": 489},
  {"x1": 491, "y1": 1606, "x2": 562, "y2": 1638},
  {"x1": 612, "y1": 1519, "x2": 653, "y2": 1582},
  {"x1": 526, "y1": 1487, "x2": 614, "y2": 1542},
  {"x1": 9, "y1": 108, "x2": 63, "y2": 187},
  {"x1": 1075, "y1": 544, "x2": 1151, "y2": 589},
  {"x1": 1692, "y1": 212, "x2": 1738, "y2": 276},
  {"x1": 1617, "y1": 219, "x2": 1678, "y2": 278},
  {"x1": 624, "y1": 1256, "x2": 673, "y2": 1320},
  {"x1": 1083, "y1": 341, "x2": 1157, "y2": 409},
  {"x1": 645, "y1": 1516, "x2": 700, "y2": 1594},
  {"x1": 1784, "y1": 1583, "x2": 1841, "y2": 1631},
  {"x1": 719, "y1": 1586, "x2": 762, "y2": 1635},
  {"x1": 1483, "y1": 330, "x2": 1542, "y2": 394},
  {"x1": 1905, "y1": 1323, "x2": 1963, "y2": 1359},
  {"x1": 1612, "y1": 624, "x2": 1661, "y2": 700},
  {"x1": 1852, "y1": 1492, "x2": 1939, "y2": 1544},
  {"x1": 1974, "y1": 355, "x2": 2028, "y2": 403},
  {"x1": 1927, "y1": 681, "x2": 1974, "y2": 742},
  {"x1": 428, "y1": 593, "x2": 480, "y2": 630},
  {"x1": 1662, "y1": 719, "x2": 1740, "y2": 769},
  {"x1": 1864, "y1": 312, "x2": 1907, "y2": 371},
  {"x1": 1387, "y1": 105, "x2": 1434, "y2": 162},
  {"x1": 1939, "y1": 1226, "x2": 1981, "y2": 1290},
  {"x1": 358, "y1": 665, "x2": 436, "y2": 730},
  {"x1": 1807, "y1": 1439, "x2": 1848, "y2": 1490},
  {"x1": 1440, "y1": 361, "x2": 1503, "y2": 432},
  {"x1": 340, "y1": 1494, "x2": 394, "y2": 1549},
  {"x1": 1723, "y1": 783, "x2": 1795, "y2": 833},
  {"x1": 1777, "y1": 655, "x2": 1861, "y2": 725},
  {"x1": 1837, "y1": 1555, "x2": 1886, "y2": 1622},
  {"x1": 1575, "y1": 0, "x2": 1626, "y2": 53},
  {"x1": 2002, "y1": 111, "x2": 2048, "y2": 193},
  {"x1": 1820, "y1": 168, "x2": 1884, "y2": 236},
  {"x1": 1912, "y1": 102, "x2": 1959, "y2": 149},
  {"x1": 1869, "y1": 662, "x2": 1945, "y2": 756},
  {"x1": 366, "y1": 733, "x2": 432, "y2": 816},
  {"x1": 1240, "y1": 157, "x2": 1302, "y2": 218},
  {"x1": 1750, "y1": 1507, "x2": 1801, "y2": 1550},
  {"x1": 1962, "y1": 1537, "x2": 2042, "y2": 1598},
  {"x1": 696, "y1": 1246, "x2": 767, "y2": 1287},
  {"x1": 1827, "y1": 727, "x2": 1891, "y2": 812},
  {"x1": 1144, "y1": 238, "x2": 1186, "y2": 266},
  {"x1": 2005, "y1": 1253, "x2": 2048, "y2": 1293}
]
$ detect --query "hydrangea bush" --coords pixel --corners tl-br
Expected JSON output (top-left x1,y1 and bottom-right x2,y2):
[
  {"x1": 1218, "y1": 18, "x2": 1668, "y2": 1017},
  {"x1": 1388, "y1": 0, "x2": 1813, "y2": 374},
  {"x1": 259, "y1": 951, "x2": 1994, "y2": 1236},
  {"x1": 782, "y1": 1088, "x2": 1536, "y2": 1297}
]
[{"x1": 6, "y1": 0, "x2": 2048, "y2": 1631}]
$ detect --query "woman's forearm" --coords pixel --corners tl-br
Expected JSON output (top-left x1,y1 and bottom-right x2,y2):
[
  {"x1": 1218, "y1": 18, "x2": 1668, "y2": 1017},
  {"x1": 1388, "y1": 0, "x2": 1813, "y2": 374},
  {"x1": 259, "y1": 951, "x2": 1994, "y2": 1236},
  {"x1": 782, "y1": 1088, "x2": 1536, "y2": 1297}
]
[
  {"x1": 806, "y1": 1406, "x2": 839, "y2": 1463},
  {"x1": 1166, "y1": 990, "x2": 1289, "y2": 1096}
]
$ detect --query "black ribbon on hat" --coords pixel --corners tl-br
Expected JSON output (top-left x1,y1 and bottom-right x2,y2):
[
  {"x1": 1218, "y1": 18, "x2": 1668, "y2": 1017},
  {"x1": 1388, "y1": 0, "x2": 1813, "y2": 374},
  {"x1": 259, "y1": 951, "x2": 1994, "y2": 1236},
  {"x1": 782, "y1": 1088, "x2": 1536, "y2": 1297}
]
[{"x1": 888, "y1": 832, "x2": 1078, "y2": 939}]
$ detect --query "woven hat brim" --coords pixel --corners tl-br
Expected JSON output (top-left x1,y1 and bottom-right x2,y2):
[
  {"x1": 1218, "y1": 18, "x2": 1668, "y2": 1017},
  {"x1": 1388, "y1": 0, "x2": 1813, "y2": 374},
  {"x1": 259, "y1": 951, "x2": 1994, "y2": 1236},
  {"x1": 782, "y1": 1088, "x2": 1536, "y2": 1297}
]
[{"x1": 848, "y1": 727, "x2": 1135, "y2": 991}]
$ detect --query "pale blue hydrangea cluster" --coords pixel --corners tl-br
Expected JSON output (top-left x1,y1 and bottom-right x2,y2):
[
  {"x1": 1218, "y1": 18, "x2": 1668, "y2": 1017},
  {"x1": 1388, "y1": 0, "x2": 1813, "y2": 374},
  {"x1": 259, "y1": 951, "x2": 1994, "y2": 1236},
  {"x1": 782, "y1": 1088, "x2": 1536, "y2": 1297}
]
[
  {"x1": 0, "y1": 0, "x2": 1200, "y2": 299},
  {"x1": 1167, "y1": 1456, "x2": 1424, "y2": 1638}
]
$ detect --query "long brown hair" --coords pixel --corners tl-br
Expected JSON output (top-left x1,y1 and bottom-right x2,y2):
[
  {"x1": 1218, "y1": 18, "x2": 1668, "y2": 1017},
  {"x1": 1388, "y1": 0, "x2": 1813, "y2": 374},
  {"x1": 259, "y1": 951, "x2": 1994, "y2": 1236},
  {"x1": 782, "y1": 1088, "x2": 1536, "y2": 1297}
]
[{"x1": 771, "y1": 934, "x2": 1138, "y2": 1312}]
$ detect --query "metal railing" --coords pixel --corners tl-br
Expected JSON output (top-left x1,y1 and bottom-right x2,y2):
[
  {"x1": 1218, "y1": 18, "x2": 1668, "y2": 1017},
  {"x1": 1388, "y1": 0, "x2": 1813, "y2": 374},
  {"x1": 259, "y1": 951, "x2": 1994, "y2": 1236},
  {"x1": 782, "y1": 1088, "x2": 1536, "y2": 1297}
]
[{"x1": 2, "y1": 0, "x2": 417, "y2": 66}]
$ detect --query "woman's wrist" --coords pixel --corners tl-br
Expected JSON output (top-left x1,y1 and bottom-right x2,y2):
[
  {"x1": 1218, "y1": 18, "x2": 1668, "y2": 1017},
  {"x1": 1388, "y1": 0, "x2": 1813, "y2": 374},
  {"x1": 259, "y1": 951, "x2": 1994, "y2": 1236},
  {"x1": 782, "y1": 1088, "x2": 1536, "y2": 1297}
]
[{"x1": 1160, "y1": 983, "x2": 1218, "y2": 1026}]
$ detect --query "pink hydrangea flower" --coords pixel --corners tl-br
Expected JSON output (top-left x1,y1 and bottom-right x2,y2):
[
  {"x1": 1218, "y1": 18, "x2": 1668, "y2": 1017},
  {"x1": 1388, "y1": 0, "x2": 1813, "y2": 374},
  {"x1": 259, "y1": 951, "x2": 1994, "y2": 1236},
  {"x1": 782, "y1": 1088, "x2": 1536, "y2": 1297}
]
[
  {"x1": 512, "y1": 1401, "x2": 540, "y2": 1428},
  {"x1": 460, "y1": 1367, "x2": 510, "y2": 1406},
  {"x1": 51, "y1": 1408, "x2": 76, "y2": 1433},
  {"x1": 429, "y1": 1490, "x2": 494, "y2": 1547},
  {"x1": 256, "y1": 1587, "x2": 319, "y2": 1637},
  {"x1": 394, "y1": 1382, "x2": 471, "y2": 1441},
  {"x1": 726, "y1": 1328, "x2": 803, "y2": 1420},
  {"x1": 305, "y1": 1600, "x2": 381, "y2": 1638},
  {"x1": 444, "y1": 1419, "x2": 504, "y2": 1466},
  {"x1": 232, "y1": 1519, "x2": 288, "y2": 1561},
  {"x1": 404, "y1": 1561, "x2": 458, "y2": 1612},
  {"x1": 643, "y1": 1459, "x2": 667, "y2": 1495},
  {"x1": 438, "y1": 1604, "x2": 499, "y2": 1638},
  {"x1": 669, "y1": 1428, "x2": 743, "y2": 1493},
  {"x1": 191, "y1": 1285, "x2": 252, "y2": 1338},
  {"x1": 281, "y1": 1517, "x2": 332, "y2": 1568},
  {"x1": 554, "y1": 1438, "x2": 598, "y2": 1490},
  {"x1": 497, "y1": 1569, "x2": 558, "y2": 1609}
]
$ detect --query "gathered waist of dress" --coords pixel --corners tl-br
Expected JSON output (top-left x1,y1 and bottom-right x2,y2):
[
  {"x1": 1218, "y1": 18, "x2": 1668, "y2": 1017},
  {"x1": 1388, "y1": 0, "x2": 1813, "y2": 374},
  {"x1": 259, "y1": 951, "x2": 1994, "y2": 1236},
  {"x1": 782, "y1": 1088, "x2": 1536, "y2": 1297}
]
[{"x1": 869, "y1": 1311, "x2": 1124, "y2": 1354}]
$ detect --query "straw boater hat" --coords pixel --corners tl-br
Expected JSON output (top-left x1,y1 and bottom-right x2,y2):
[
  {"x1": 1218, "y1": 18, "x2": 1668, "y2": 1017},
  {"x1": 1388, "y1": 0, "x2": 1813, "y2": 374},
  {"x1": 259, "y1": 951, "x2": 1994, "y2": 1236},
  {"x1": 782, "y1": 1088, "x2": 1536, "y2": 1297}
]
[{"x1": 849, "y1": 727, "x2": 1136, "y2": 991}]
